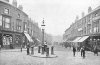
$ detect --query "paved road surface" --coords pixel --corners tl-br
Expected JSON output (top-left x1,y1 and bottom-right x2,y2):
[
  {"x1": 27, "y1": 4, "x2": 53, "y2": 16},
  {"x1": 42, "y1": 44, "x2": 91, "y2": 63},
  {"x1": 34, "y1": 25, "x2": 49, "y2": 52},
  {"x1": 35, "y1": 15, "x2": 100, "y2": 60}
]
[{"x1": 0, "y1": 46, "x2": 100, "y2": 65}]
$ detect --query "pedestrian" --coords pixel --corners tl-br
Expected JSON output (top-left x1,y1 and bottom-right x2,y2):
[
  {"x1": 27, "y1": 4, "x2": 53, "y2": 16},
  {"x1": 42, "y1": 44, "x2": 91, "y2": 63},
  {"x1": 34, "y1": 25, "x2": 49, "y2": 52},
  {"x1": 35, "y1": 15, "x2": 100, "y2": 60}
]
[
  {"x1": 21, "y1": 45, "x2": 22, "y2": 52},
  {"x1": 81, "y1": 46, "x2": 85, "y2": 58},
  {"x1": 73, "y1": 46, "x2": 76, "y2": 57},
  {"x1": 31, "y1": 45, "x2": 34, "y2": 55},
  {"x1": 80, "y1": 47, "x2": 83, "y2": 57},
  {"x1": 82, "y1": 46, "x2": 85, "y2": 58},
  {"x1": 94, "y1": 46, "x2": 98, "y2": 56},
  {"x1": 0, "y1": 45, "x2": 1, "y2": 51},
  {"x1": 27, "y1": 43, "x2": 30, "y2": 55}
]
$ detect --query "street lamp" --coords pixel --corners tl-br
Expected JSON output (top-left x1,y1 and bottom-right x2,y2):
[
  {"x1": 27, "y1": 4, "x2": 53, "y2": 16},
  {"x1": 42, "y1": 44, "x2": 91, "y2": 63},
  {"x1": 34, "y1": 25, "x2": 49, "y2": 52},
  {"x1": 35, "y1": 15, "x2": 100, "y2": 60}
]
[
  {"x1": 41, "y1": 18, "x2": 45, "y2": 45},
  {"x1": 41, "y1": 18, "x2": 45, "y2": 54}
]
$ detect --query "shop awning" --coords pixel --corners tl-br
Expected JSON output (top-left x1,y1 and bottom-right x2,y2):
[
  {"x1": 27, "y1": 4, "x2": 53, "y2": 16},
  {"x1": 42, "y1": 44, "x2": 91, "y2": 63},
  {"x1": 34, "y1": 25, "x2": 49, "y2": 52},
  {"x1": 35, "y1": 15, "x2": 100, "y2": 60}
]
[
  {"x1": 78, "y1": 36, "x2": 89, "y2": 42},
  {"x1": 72, "y1": 37, "x2": 82, "y2": 42},
  {"x1": 24, "y1": 33, "x2": 33, "y2": 42}
]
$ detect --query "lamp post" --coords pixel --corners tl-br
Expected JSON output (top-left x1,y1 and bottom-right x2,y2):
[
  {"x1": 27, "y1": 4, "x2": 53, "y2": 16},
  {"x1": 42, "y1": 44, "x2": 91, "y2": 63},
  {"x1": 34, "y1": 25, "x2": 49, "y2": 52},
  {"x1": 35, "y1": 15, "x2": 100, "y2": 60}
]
[{"x1": 41, "y1": 18, "x2": 45, "y2": 54}]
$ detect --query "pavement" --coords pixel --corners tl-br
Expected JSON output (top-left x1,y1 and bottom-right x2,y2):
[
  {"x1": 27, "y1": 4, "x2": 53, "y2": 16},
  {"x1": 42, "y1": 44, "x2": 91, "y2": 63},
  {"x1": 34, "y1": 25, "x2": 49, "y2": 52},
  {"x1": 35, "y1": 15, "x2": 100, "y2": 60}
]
[
  {"x1": 0, "y1": 47, "x2": 38, "y2": 52},
  {"x1": 0, "y1": 46, "x2": 100, "y2": 65}
]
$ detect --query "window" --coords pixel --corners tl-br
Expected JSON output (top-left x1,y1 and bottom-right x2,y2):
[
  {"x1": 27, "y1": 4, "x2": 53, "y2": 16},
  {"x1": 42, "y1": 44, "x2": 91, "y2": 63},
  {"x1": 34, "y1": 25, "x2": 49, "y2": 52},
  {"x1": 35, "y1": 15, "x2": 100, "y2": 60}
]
[
  {"x1": 95, "y1": 13, "x2": 98, "y2": 17},
  {"x1": 4, "y1": 8, "x2": 9, "y2": 14},
  {"x1": 0, "y1": 15, "x2": 2, "y2": 26},
  {"x1": 3, "y1": 36, "x2": 11, "y2": 45},
  {"x1": 94, "y1": 27, "x2": 99, "y2": 33},
  {"x1": 12, "y1": 22, "x2": 14, "y2": 31},
  {"x1": 18, "y1": 14, "x2": 20, "y2": 18},
  {"x1": 96, "y1": 27, "x2": 99, "y2": 32},
  {"x1": 27, "y1": 28, "x2": 29, "y2": 34},
  {"x1": 84, "y1": 27, "x2": 86, "y2": 34},
  {"x1": 3, "y1": 17, "x2": 10, "y2": 28},
  {"x1": 90, "y1": 29, "x2": 92, "y2": 33},
  {"x1": 93, "y1": 27, "x2": 96, "y2": 33},
  {"x1": 23, "y1": 22, "x2": 27, "y2": 31},
  {"x1": 5, "y1": 17, "x2": 10, "y2": 28},
  {"x1": 99, "y1": 11, "x2": 100, "y2": 16},
  {"x1": 25, "y1": 24, "x2": 27, "y2": 30},
  {"x1": 19, "y1": 26, "x2": 21, "y2": 30},
  {"x1": 32, "y1": 31, "x2": 34, "y2": 36},
  {"x1": 16, "y1": 19, "x2": 22, "y2": 31}
]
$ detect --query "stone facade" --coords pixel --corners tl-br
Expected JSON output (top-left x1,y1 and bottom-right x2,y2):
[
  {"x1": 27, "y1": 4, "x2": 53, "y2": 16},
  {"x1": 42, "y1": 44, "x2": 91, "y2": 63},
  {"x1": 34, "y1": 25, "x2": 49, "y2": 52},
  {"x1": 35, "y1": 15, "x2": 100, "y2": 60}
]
[
  {"x1": 63, "y1": 6, "x2": 100, "y2": 49},
  {"x1": 0, "y1": 0, "x2": 43, "y2": 48}
]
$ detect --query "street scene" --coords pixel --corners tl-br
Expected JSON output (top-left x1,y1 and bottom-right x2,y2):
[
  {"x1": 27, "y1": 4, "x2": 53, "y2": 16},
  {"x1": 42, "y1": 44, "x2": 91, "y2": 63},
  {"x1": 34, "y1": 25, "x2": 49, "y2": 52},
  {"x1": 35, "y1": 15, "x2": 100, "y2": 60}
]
[{"x1": 0, "y1": 0, "x2": 100, "y2": 65}]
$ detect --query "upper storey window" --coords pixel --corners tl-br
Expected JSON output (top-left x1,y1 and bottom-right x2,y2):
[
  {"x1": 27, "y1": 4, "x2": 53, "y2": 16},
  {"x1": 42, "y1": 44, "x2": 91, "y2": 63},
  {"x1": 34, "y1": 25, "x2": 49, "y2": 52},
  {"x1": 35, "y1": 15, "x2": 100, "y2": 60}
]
[
  {"x1": 3, "y1": 17, "x2": 10, "y2": 28},
  {"x1": 18, "y1": 14, "x2": 20, "y2": 18},
  {"x1": 4, "y1": 8, "x2": 9, "y2": 14},
  {"x1": 0, "y1": 15, "x2": 2, "y2": 26}
]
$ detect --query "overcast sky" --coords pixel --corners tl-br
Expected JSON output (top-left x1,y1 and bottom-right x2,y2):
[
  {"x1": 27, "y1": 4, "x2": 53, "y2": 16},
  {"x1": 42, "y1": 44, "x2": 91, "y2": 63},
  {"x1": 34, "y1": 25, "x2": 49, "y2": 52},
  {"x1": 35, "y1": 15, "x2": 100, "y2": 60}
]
[{"x1": 10, "y1": 0, "x2": 100, "y2": 36}]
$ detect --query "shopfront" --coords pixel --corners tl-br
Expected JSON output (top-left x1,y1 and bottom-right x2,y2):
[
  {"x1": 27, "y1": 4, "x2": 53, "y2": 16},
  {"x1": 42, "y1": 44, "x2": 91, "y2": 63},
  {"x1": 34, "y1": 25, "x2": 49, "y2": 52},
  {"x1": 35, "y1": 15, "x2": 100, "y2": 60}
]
[
  {"x1": 14, "y1": 34, "x2": 22, "y2": 48},
  {"x1": 2, "y1": 34, "x2": 13, "y2": 49},
  {"x1": 89, "y1": 35, "x2": 100, "y2": 51},
  {"x1": 1, "y1": 30, "x2": 23, "y2": 49}
]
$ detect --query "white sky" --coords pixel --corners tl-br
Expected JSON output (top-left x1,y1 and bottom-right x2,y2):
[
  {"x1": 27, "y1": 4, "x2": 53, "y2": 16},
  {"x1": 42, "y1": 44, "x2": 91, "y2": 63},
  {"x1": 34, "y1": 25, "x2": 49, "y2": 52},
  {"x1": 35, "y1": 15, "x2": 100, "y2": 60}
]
[{"x1": 10, "y1": 0, "x2": 100, "y2": 36}]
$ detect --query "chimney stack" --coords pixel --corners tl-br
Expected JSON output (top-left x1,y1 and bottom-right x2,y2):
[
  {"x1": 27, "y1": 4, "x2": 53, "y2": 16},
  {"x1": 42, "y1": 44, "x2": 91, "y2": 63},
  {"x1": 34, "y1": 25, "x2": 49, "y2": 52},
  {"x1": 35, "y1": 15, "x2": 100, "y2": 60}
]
[
  {"x1": 82, "y1": 12, "x2": 85, "y2": 18},
  {"x1": 75, "y1": 15, "x2": 79, "y2": 22},
  {"x1": 18, "y1": 5, "x2": 23, "y2": 10},
  {"x1": 12, "y1": 0, "x2": 17, "y2": 7},
  {"x1": 88, "y1": 6, "x2": 92, "y2": 13}
]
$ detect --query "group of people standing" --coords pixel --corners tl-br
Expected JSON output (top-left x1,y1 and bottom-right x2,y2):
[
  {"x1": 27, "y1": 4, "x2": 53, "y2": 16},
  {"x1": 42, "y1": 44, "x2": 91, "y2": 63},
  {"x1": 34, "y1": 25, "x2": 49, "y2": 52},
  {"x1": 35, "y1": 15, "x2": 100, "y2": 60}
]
[
  {"x1": 73, "y1": 46, "x2": 99, "y2": 58},
  {"x1": 26, "y1": 43, "x2": 34, "y2": 55},
  {"x1": 73, "y1": 46, "x2": 85, "y2": 58}
]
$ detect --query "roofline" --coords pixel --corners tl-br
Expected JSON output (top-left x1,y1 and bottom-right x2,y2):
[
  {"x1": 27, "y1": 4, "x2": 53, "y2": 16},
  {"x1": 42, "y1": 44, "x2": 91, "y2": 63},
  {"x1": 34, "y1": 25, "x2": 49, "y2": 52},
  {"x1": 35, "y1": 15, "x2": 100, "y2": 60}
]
[
  {"x1": 0, "y1": 0, "x2": 28, "y2": 17},
  {"x1": 77, "y1": 5, "x2": 100, "y2": 21}
]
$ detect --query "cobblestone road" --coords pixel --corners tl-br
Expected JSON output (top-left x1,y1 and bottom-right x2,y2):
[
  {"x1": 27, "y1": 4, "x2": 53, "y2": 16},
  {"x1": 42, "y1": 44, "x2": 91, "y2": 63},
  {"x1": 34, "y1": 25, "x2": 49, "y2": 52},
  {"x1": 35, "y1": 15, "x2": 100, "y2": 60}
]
[{"x1": 0, "y1": 46, "x2": 100, "y2": 65}]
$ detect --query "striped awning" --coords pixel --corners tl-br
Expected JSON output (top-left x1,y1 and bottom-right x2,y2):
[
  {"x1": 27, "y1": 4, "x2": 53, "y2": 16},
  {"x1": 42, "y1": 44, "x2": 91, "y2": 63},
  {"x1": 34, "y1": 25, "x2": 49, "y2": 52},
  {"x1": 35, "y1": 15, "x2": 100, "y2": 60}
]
[{"x1": 24, "y1": 32, "x2": 33, "y2": 42}]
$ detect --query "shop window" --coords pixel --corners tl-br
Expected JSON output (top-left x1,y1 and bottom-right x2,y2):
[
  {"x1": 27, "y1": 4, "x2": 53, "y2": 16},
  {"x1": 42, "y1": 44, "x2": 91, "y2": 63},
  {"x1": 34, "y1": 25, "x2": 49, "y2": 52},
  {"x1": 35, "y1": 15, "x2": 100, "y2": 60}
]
[
  {"x1": 4, "y1": 8, "x2": 9, "y2": 14},
  {"x1": 0, "y1": 15, "x2": 2, "y2": 26},
  {"x1": 3, "y1": 36, "x2": 12, "y2": 45},
  {"x1": 3, "y1": 36, "x2": 6, "y2": 45}
]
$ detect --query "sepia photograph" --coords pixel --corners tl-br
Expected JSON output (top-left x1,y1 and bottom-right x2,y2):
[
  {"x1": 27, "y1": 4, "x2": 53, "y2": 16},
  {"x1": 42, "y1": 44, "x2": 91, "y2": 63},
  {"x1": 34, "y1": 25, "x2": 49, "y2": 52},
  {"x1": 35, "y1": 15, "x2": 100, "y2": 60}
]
[{"x1": 0, "y1": 0, "x2": 100, "y2": 65}]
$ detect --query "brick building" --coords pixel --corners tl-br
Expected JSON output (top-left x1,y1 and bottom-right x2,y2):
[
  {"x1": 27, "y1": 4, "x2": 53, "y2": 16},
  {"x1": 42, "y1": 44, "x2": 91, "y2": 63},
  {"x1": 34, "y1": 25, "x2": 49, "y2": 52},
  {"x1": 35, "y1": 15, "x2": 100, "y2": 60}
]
[
  {"x1": 0, "y1": 0, "x2": 43, "y2": 48},
  {"x1": 63, "y1": 6, "x2": 100, "y2": 50}
]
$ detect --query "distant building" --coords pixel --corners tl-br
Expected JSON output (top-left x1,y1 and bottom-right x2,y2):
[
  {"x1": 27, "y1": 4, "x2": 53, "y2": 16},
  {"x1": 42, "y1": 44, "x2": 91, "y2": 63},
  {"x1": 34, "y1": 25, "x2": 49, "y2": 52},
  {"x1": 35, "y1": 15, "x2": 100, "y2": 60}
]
[{"x1": 44, "y1": 33, "x2": 52, "y2": 45}]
